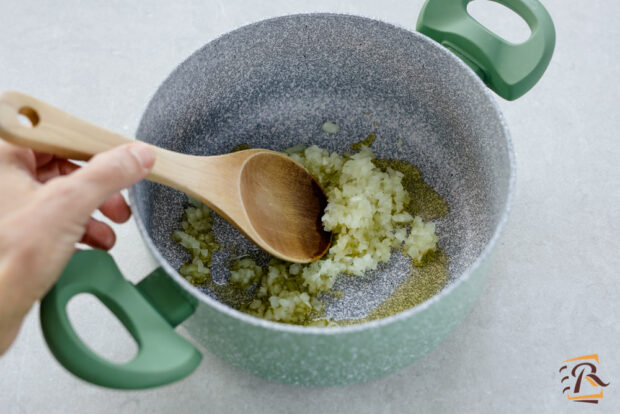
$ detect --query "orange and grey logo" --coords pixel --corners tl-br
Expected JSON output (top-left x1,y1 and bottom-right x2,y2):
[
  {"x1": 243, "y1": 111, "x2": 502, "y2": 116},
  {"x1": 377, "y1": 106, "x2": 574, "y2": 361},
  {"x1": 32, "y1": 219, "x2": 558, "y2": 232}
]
[{"x1": 560, "y1": 354, "x2": 610, "y2": 404}]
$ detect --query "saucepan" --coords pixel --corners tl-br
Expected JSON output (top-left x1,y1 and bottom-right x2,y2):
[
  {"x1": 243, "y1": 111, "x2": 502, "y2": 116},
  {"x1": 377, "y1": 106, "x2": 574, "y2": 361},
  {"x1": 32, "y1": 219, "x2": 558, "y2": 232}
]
[{"x1": 35, "y1": 0, "x2": 554, "y2": 388}]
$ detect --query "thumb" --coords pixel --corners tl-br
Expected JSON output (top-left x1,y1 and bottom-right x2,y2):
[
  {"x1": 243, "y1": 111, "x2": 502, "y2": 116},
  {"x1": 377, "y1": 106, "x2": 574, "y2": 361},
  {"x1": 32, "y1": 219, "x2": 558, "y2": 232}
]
[{"x1": 59, "y1": 143, "x2": 155, "y2": 218}]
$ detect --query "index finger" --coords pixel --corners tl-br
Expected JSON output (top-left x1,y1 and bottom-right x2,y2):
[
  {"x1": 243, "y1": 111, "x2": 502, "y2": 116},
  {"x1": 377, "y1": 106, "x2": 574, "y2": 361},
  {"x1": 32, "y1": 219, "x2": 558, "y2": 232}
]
[
  {"x1": 34, "y1": 151, "x2": 54, "y2": 167},
  {"x1": 36, "y1": 158, "x2": 80, "y2": 183}
]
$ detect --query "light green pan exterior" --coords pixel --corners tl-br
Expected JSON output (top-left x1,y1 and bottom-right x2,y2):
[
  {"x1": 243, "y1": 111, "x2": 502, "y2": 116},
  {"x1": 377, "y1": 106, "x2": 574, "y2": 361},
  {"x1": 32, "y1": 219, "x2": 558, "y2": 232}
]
[{"x1": 184, "y1": 255, "x2": 494, "y2": 385}]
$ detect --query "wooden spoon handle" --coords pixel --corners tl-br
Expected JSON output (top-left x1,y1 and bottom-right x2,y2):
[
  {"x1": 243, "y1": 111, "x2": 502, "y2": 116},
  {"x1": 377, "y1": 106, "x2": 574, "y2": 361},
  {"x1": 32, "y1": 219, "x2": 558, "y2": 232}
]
[
  {"x1": 0, "y1": 91, "x2": 135, "y2": 159},
  {"x1": 0, "y1": 91, "x2": 191, "y2": 188}
]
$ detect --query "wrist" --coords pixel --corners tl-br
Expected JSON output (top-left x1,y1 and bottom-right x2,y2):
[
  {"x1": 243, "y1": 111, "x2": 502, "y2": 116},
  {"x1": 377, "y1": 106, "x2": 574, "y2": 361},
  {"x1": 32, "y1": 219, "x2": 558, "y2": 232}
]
[
  {"x1": 0, "y1": 256, "x2": 35, "y2": 354},
  {"x1": 0, "y1": 254, "x2": 35, "y2": 327}
]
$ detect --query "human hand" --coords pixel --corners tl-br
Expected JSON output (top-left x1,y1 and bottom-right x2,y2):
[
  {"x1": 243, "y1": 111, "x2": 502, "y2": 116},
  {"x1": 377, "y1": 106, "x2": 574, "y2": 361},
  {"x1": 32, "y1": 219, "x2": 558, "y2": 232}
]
[{"x1": 0, "y1": 141, "x2": 154, "y2": 354}]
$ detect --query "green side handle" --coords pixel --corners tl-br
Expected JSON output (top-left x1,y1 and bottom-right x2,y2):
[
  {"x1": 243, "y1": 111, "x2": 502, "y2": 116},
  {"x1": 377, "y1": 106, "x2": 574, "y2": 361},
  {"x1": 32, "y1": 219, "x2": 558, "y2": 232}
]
[
  {"x1": 40, "y1": 250, "x2": 202, "y2": 389},
  {"x1": 417, "y1": 0, "x2": 556, "y2": 100}
]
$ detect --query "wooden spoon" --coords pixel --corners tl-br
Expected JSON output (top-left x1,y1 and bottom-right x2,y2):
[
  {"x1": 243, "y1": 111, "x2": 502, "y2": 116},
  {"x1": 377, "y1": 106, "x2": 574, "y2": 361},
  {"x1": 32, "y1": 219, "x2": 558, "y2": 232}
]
[{"x1": 0, "y1": 91, "x2": 332, "y2": 263}]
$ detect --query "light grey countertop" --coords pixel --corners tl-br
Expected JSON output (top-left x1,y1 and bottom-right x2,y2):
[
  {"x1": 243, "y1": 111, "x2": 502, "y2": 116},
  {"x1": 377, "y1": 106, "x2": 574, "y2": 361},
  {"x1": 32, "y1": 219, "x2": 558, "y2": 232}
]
[{"x1": 1, "y1": 1, "x2": 619, "y2": 413}]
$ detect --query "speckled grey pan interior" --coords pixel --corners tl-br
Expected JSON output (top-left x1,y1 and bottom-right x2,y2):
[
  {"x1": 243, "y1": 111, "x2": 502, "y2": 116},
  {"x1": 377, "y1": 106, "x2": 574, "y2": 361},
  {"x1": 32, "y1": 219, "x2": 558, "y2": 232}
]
[
  {"x1": 133, "y1": 13, "x2": 511, "y2": 319},
  {"x1": 129, "y1": 13, "x2": 512, "y2": 383}
]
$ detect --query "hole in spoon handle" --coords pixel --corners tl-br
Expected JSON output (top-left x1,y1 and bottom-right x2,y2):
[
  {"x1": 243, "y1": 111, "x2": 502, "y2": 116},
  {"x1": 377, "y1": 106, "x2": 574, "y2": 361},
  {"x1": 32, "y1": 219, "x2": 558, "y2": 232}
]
[
  {"x1": 0, "y1": 90, "x2": 133, "y2": 160},
  {"x1": 17, "y1": 106, "x2": 40, "y2": 127}
]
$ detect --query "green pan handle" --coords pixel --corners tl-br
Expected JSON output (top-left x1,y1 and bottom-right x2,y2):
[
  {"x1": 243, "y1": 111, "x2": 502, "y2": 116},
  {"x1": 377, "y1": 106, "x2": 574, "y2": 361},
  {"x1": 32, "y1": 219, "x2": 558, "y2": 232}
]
[
  {"x1": 416, "y1": 0, "x2": 555, "y2": 100},
  {"x1": 40, "y1": 250, "x2": 202, "y2": 389}
]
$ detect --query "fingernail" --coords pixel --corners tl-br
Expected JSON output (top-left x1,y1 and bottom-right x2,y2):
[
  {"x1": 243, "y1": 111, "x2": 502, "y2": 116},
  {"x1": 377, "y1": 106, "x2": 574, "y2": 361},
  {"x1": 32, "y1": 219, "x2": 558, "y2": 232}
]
[{"x1": 128, "y1": 144, "x2": 155, "y2": 170}]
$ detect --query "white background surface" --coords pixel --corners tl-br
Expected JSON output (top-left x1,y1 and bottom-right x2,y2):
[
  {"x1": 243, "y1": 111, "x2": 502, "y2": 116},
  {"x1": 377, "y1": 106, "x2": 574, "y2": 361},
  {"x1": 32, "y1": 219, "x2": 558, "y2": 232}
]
[{"x1": 1, "y1": 1, "x2": 619, "y2": 413}]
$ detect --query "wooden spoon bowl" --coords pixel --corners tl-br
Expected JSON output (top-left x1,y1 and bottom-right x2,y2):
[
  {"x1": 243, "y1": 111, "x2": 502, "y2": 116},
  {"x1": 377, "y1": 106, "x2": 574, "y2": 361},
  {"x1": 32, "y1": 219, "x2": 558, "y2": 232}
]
[{"x1": 0, "y1": 91, "x2": 332, "y2": 263}]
